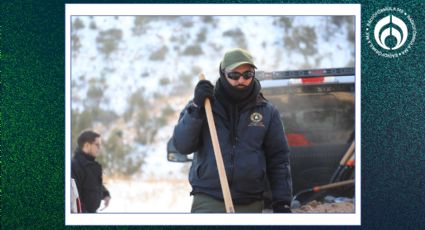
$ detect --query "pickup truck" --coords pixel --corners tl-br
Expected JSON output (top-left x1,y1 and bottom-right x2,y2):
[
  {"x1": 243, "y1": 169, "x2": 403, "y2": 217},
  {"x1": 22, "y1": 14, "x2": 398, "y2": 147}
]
[{"x1": 167, "y1": 67, "x2": 356, "y2": 205}]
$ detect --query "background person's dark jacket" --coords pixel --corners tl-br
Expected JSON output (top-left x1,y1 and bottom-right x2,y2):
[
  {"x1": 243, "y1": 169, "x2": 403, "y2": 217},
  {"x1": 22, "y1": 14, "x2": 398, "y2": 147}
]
[
  {"x1": 172, "y1": 95, "x2": 292, "y2": 205},
  {"x1": 71, "y1": 148, "x2": 110, "y2": 213}
]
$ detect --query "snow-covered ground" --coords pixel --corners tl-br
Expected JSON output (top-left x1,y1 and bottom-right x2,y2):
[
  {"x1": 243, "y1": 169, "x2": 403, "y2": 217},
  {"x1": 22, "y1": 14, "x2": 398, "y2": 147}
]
[
  {"x1": 99, "y1": 177, "x2": 192, "y2": 213},
  {"x1": 95, "y1": 125, "x2": 192, "y2": 213},
  {"x1": 98, "y1": 124, "x2": 194, "y2": 213}
]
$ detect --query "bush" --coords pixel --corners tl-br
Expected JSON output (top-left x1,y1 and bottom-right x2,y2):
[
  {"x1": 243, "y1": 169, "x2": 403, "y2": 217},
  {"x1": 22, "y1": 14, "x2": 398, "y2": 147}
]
[
  {"x1": 149, "y1": 46, "x2": 168, "y2": 61},
  {"x1": 182, "y1": 45, "x2": 203, "y2": 56},
  {"x1": 96, "y1": 28, "x2": 123, "y2": 58}
]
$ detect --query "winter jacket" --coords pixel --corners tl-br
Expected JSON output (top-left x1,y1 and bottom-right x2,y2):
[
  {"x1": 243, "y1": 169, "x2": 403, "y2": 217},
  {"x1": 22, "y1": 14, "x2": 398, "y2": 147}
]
[
  {"x1": 71, "y1": 149, "x2": 110, "y2": 213},
  {"x1": 172, "y1": 95, "x2": 292, "y2": 205}
]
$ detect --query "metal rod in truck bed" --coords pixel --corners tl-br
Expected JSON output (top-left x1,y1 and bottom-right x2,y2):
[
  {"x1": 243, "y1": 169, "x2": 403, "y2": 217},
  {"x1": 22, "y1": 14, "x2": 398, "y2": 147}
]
[{"x1": 256, "y1": 67, "x2": 355, "y2": 80}]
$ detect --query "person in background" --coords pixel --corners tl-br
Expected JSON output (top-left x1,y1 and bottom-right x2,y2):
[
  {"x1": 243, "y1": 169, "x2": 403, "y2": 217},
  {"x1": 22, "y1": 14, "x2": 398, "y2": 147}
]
[{"x1": 71, "y1": 130, "x2": 111, "y2": 213}]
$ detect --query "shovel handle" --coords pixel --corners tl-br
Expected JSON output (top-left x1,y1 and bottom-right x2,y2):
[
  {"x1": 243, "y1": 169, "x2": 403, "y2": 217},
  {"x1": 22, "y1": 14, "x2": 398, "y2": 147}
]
[
  {"x1": 340, "y1": 141, "x2": 355, "y2": 165},
  {"x1": 312, "y1": 179, "x2": 354, "y2": 192},
  {"x1": 199, "y1": 73, "x2": 235, "y2": 213}
]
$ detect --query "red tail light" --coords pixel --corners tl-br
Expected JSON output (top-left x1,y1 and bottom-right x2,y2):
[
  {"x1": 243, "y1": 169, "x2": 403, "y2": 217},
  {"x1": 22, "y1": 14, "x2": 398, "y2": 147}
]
[
  {"x1": 286, "y1": 133, "x2": 310, "y2": 146},
  {"x1": 301, "y1": 77, "x2": 324, "y2": 84}
]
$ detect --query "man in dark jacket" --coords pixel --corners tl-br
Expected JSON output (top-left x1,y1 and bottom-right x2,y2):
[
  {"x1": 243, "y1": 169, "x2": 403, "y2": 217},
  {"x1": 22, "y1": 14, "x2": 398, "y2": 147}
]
[
  {"x1": 172, "y1": 48, "x2": 292, "y2": 213},
  {"x1": 71, "y1": 130, "x2": 111, "y2": 213}
]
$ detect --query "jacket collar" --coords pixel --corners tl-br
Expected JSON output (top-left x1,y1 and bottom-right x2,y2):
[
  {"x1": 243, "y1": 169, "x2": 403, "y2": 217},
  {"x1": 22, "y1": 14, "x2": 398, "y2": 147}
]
[{"x1": 74, "y1": 148, "x2": 96, "y2": 165}]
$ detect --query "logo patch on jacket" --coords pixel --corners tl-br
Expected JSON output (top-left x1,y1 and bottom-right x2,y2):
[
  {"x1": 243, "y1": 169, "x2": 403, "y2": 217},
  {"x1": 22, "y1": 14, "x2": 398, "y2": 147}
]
[{"x1": 249, "y1": 112, "x2": 265, "y2": 127}]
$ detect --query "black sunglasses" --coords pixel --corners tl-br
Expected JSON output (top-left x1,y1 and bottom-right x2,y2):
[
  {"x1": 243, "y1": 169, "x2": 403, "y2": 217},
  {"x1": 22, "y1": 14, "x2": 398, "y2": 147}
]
[{"x1": 226, "y1": 70, "x2": 255, "y2": 80}]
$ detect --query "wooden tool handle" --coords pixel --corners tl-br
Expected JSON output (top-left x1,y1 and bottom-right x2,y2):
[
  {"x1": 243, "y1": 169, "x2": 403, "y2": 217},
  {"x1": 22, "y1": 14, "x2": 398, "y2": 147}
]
[
  {"x1": 199, "y1": 73, "x2": 235, "y2": 213},
  {"x1": 340, "y1": 141, "x2": 355, "y2": 165},
  {"x1": 313, "y1": 179, "x2": 355, "y2": 192}
]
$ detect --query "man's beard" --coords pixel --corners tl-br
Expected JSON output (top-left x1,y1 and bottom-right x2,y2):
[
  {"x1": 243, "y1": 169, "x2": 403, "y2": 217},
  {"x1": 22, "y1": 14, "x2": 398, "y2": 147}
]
[{"x1": 235, "y1": 84, "x2": 248, "y2": 89}]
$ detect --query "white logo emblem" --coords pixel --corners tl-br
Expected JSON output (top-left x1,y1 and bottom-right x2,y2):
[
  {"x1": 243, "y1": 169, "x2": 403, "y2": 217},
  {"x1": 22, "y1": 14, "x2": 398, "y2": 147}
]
[
  {"x1": 366, "y1": 7, "x2": 416, "y2": 58},
  {"x1": 374, "y1": 15, "x2": 407, "y2": 50},
  {"x1": 250, "y1": 112, "x2": 263, "y2": 123},
  {"x1": 249, "y1": 112, "x2": 264, "y2": 127}
]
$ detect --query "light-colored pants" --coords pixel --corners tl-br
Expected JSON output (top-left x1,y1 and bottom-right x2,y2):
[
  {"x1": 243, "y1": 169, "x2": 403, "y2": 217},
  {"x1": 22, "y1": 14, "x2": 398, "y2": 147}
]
[{"x1": 191, "y1": 193, "x2": 264, "y2": 213}]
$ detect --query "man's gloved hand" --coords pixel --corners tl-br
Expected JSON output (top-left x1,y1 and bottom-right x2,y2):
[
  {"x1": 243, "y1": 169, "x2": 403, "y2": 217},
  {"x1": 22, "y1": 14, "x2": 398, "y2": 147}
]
[
  {"x1": 193, "y1": 80, "x2": 214, "y2": 107},
  {"x1": 272, "y1": 201, "x2": 292, "y2": 213}
]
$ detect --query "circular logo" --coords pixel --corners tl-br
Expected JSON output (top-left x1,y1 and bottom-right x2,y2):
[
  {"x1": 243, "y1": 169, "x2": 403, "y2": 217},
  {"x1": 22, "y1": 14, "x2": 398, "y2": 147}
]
[
  {"x1": 366, "y1": 7, "x2": 416, "y2": 58},
  {"x1": 250, "y1": 112, "x2": 263, "y2": 123}
]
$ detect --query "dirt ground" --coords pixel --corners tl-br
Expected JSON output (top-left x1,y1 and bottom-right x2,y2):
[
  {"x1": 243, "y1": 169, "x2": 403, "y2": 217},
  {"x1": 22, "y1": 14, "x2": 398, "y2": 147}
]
[{"x1": 292, "y1": 200, "x2": 354, "y2": 213}]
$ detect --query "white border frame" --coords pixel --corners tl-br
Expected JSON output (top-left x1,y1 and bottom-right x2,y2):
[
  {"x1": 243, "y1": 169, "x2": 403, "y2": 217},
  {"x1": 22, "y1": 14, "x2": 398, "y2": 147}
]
[{"x1": 65, "y1": 4, "x2": 361, "y2": 226}]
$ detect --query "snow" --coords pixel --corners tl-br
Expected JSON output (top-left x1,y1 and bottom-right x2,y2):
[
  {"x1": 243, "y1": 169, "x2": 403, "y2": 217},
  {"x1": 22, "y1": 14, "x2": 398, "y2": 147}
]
[
  {"x1": 99, "y1": 178, "x2": 192, "y2": 213},
  {"x1": 72, "y1": 15, "x2": 354, "y2": 114},
  {"x1": 71, "y1": 15, "x2": 355, "y2": 213},
  {"x1": 140, "y1": 124, "x2": 188, "y2": 179},
  {"x1": 98, "y1": 124, "x2": 194, "y2": 213}
]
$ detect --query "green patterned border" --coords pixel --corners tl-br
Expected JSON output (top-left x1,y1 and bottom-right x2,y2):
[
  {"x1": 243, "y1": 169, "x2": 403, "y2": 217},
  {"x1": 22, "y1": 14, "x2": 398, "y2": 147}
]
[{"x1": 1, "y1": 0, "x2": 424, "y2": 229}]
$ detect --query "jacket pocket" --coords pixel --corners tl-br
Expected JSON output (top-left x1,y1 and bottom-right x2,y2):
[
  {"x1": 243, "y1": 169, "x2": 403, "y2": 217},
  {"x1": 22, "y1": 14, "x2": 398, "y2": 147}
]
[
  {"x1": 197, "y1": 161, "x2": 219, "y2": 180},
  {"x1": 233, "y1": 151, "x2": 266, "y2": 194}
]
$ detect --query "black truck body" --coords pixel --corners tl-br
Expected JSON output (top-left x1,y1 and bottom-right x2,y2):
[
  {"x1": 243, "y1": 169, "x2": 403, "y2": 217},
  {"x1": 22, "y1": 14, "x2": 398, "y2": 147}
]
[{"x1": 167, "y1": 67, "x2": 356, "y2": 203}]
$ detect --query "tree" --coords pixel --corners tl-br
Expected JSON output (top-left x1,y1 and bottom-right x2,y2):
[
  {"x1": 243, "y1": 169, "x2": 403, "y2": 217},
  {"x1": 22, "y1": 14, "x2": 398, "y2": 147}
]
[
  {"x1": 71, "y1": 18, "x2": 85, "y2": 56},
  {"x1": 96, "y1": 28, "x2": 123, "y2": 58},
  {"x1": 284, "y1": 26, "x2": 317, "y2": 65},
  {"x1": 223, "y1": 28, "x2": 247, "y2": 49},
  {"x1": 182, "y1": 45, "x2": 203, "y2": 56},
  {"x1": 98, "y1": 129, "x2": 145, "y2": 177},
  {"x1": 150, "y1": 46, "x2": 169, "y2": 61},
  {"x1": 71, "y1": 109, "x2": 93, "y2": 153}
]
